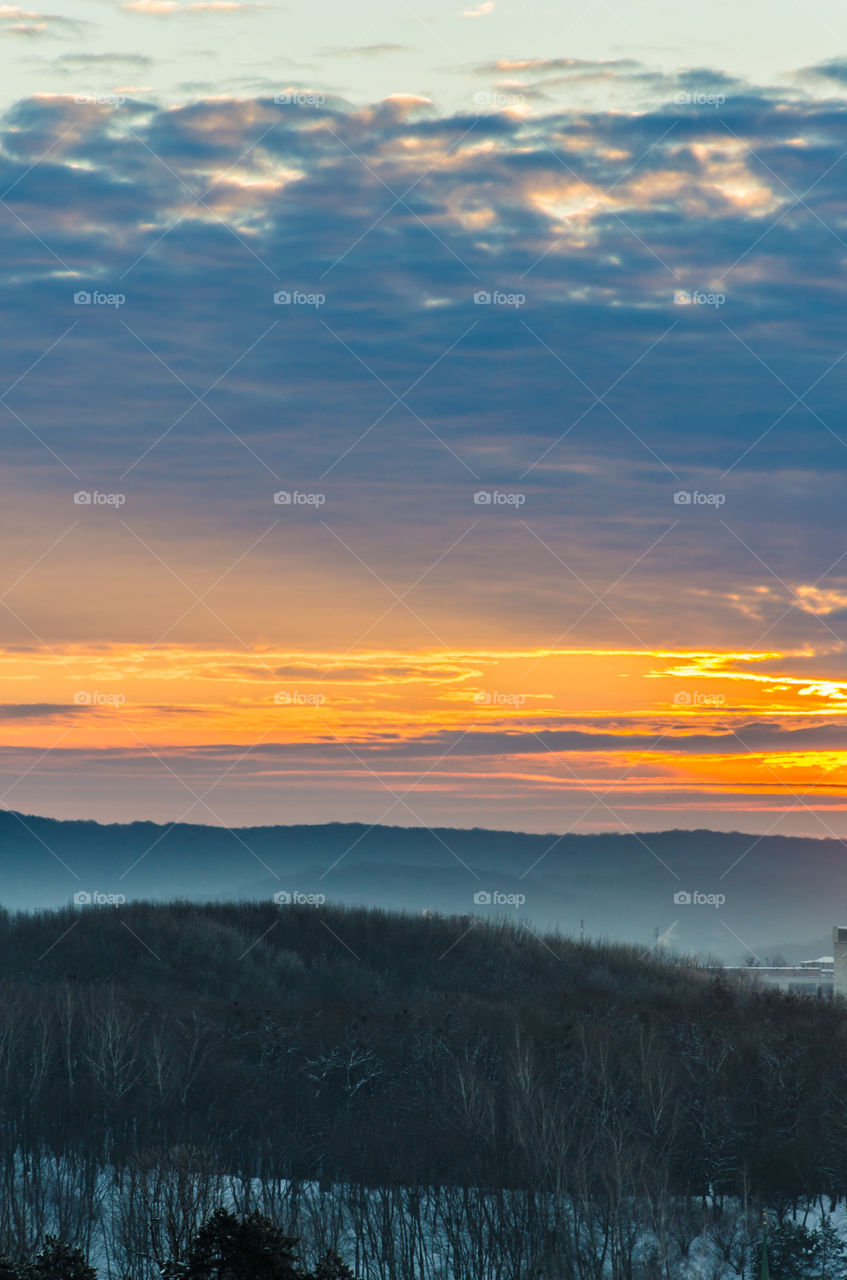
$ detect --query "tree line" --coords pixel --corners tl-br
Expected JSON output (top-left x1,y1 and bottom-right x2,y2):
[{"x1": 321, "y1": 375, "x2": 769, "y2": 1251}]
[
  {"x1": 0, "y1": 900, "x2": 845, "y2": 1276},
  {"x1": 0, "y1": 1210, "x2": 360, "y2": 1280}
]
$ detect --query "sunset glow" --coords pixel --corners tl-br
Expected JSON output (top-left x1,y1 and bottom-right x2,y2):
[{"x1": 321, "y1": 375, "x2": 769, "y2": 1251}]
[{"x1": 3, "y1": 8, "x2": 847, "y2": 837}]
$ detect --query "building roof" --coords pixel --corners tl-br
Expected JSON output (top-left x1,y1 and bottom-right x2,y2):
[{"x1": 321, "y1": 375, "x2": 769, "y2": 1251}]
[{"x1": 723, "y1": 965, "x2": 832, "y2": 974}]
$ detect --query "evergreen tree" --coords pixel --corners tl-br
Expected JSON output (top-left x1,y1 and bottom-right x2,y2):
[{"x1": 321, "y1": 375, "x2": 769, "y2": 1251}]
[
  {"x1": 165, "y1": 1209, "x2": 302, "y2": 1280},
  {"x1": 312, "y1": 1251, "x2": 360, "y2": 1280},
  {"x1": 28, "y1": 1238, "x2": 97, "y2": 1280},
  {"x1": 814, "y1": 1215, "x2": 847, "y2": 1280},
  {"x1": 770, "y1": 1220, "x2": 821, "y2": 1280}
]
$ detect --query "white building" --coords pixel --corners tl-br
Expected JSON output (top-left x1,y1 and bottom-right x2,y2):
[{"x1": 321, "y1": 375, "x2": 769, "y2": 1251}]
[{"x1": 723, "y1": 955, "x2": 834, "y2": 996}]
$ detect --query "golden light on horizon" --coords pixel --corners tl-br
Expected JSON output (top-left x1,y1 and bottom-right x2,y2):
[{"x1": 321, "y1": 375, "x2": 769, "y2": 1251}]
[{"x1": 2, "y1": 642, "x2": 847, "y2": 809}]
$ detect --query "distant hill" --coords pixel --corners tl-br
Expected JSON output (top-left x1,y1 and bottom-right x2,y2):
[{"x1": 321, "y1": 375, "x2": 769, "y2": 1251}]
[
  {"x1": 1, "y1": 899, "x2": 846, "y2": 1275},
  {"x1": 0, "y1": 809, "x2": 844, "y2": 961},
  {"x1": 2, "y1": 899, "x2": 846, "y2": 1207}
]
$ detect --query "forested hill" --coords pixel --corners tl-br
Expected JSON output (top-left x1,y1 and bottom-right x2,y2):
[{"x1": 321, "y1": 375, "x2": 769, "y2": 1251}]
[
  {"x1": 2, "y1": 900, "x2": 847, "y2": 1201},
  {"x1": 2, "y1": 809, "x2": 846, "y2": 959}
]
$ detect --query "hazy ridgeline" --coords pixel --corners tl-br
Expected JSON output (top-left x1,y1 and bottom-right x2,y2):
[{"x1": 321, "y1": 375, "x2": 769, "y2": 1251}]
[
  {"x1": 4, "y1": 812, "x2": 847, "y2": 962},
  {"x1": 0, "y1": 901, "x2": 845, "y2": 1278}
]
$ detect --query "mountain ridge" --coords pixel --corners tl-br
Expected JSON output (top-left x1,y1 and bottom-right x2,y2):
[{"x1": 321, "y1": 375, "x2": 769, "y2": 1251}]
[{"x1": 2, "y1": 810, "x2": 845, "y2": 962}]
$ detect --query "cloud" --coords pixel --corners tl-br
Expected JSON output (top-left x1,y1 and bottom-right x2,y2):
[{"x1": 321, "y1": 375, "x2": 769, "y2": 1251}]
[
  {"x1": 799, "y1": 58, "x2": 847, "y2": 86},
  {"x1": 54, "y1": 50, "x2": 153, "y2": 65},
  {"x1": 0, "y1": 4, "x2": 86, "y2": 35},
  {"x1": 417, "y1": 721, "x2": 847, "y2": 758},
  {"x1": 123, "y1": 0, "x2": 268, "y2": 12},
  {"x1": 322, "y1": 43, "x2": 413, "y2": 57},
  {"x1": 3, "y1": 77, "x2": 847, "y2": 684},
  {"x1": 4, "y1": 9, "x2": 847, "y2": 834},
  {"x1": 479, "y1": 56, "x2": 644, "y2": 74},
  {"x1": 461, "y1": 0, "x2": 494, "y2": 14},
  {"x1": 0, "y1": 703, "x2": 86, "y2": 720}
]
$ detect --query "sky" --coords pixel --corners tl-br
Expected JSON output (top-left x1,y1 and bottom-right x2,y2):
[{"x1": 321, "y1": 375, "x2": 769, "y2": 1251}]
[{"x1": 5, "y1": 1, "x2": 847, "y2": 835}]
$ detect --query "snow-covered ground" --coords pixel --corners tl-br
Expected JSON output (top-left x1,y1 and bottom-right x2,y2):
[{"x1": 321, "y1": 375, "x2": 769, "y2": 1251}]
[{"x1": 11, "y1": 1159, "x2": 847, "y2": 1279}]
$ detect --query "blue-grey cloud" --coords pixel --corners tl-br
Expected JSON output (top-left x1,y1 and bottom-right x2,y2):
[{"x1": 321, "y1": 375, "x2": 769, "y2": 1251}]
[
  {"x1": 799, "y1": 58, "x2": 847, "y2": 86},
  {"x1": 3, "y1": 81, "x2": 847, "y2": 654},
  {"x1": 0, "y1": 703, "x2": 85, "y2": 719}
]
